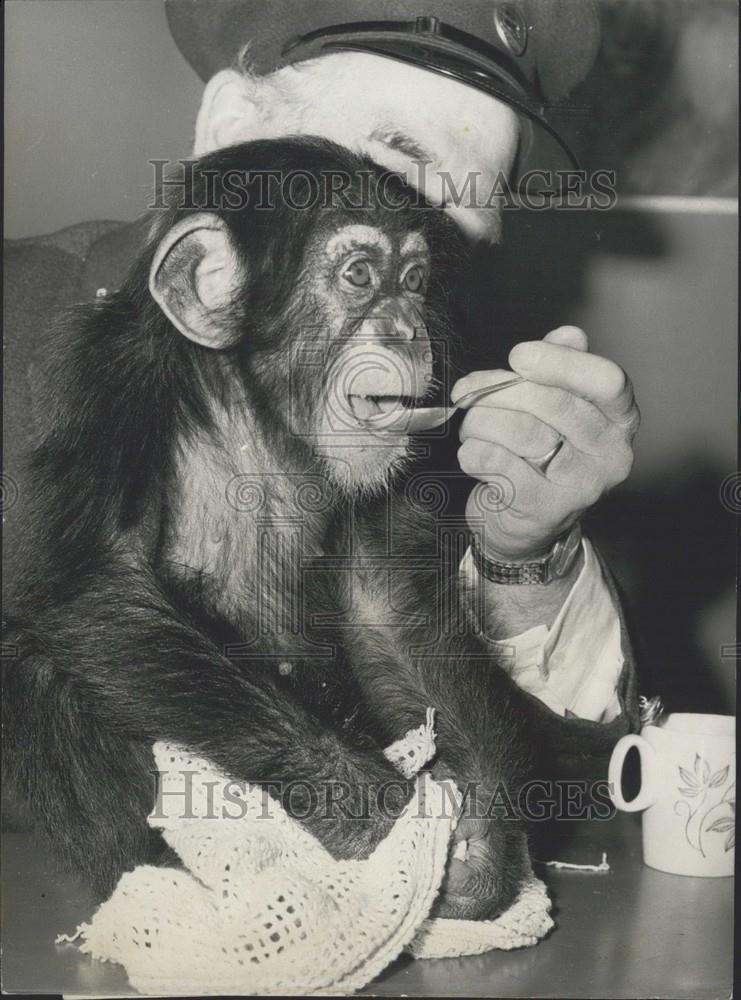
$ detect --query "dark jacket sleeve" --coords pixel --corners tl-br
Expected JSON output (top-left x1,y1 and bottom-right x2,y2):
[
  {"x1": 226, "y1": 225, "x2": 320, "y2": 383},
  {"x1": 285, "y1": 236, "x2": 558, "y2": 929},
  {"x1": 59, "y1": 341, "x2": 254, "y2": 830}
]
[
  {"x1": 522, "y1": 543, "x2": 642, "y2": 786},
  {"x1": 518, "y1": 545, "x2": 643, "y2": 858}
]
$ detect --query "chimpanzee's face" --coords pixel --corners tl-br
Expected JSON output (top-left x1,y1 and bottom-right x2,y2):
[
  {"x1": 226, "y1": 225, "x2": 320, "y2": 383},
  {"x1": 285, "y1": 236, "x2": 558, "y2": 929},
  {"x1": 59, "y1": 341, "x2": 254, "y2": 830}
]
[
  {"x1": 285, "y1": 218, "x2": 441, "y2": 494},
  {"x1": 148, "y1": 142, "x2": 460, "y2": 499}
]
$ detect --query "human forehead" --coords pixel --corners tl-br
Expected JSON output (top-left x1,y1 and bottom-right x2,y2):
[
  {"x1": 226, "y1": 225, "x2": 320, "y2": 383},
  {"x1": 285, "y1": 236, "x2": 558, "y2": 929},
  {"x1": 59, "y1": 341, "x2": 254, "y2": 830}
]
[{"x1": 294, "y1": 52, "x2": 520, "y2": 171}]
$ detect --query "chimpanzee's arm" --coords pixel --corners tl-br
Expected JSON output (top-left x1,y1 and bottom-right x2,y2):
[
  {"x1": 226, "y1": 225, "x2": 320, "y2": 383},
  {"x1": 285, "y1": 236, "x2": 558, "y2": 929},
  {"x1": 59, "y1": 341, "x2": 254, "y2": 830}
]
[
  {"x1": 345, "y1": 500, "x2": 534, "y2": 791},
  {"x1": 341, "y1": 581, "x2": 533, "y2": 792},
  {"x1": 340, "y1": 549, "x2": 534, "y2": 919},
  {"x1": 3, "y1": 556, "x2": 412, "y2": 893}
]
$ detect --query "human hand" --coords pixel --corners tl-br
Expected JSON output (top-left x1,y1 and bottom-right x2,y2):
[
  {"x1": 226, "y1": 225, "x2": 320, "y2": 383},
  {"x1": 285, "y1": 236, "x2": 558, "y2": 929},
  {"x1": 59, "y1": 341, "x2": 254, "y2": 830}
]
[{"x1": 455, "y1": 326, "x2": 640, "y2": 560}]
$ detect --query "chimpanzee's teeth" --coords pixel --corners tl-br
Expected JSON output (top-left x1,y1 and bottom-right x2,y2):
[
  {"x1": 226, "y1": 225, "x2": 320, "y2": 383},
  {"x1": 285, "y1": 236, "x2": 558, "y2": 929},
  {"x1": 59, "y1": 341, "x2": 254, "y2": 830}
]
[
  {"x1": 348, "y1": 394, "x2": 428, "y2": 423},
  {"x1": 348, "y1": 395, "x2": 382, "y2": 420},
  {"x1": 375, "y1": 397, "x2": 403, "y2": 414},
  {"x1": 372, "y1": 395, "x2": 420, "y2": 412}
]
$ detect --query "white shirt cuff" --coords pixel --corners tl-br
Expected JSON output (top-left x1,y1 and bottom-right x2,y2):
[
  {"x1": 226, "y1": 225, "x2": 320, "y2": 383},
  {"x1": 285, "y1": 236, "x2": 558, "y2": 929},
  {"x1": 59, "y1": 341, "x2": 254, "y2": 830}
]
[{"x1": 461, "y1": 539, "x2": 624, "y2": 723}]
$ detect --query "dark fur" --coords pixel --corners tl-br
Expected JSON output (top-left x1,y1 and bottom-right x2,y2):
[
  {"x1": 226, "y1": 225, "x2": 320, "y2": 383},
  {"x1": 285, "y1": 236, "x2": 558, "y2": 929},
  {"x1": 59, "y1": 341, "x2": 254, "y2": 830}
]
[{"x1": 3, "y1": 139, "x2": 534, "y2": 917}]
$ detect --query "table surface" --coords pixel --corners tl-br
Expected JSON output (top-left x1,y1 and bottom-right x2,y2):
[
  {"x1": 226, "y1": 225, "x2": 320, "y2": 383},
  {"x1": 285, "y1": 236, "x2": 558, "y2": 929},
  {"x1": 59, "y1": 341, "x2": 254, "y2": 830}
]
[{"x1": 2, "y1": 812, "x2": 734, "y2": 998}]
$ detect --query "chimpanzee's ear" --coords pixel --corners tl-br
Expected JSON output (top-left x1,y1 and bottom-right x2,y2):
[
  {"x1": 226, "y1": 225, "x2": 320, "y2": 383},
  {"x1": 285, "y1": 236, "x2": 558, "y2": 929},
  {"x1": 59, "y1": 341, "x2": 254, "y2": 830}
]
[{"x1": 149, "y1": 213, "x2": 243, "y2": 348}]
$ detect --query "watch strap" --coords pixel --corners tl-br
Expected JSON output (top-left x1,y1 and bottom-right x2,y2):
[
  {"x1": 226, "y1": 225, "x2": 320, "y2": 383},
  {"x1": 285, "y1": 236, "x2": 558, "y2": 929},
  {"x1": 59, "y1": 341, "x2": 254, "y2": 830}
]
[{"x1": 471, "y1": 525, "x2": 582, "y2": 585}]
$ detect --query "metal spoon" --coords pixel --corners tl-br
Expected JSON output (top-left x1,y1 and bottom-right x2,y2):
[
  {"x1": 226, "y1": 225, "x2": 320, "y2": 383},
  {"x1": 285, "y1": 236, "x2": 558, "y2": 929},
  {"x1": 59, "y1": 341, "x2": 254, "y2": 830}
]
[{"x1": 358, "y1": 373, "x2": 525, "y2": 433}]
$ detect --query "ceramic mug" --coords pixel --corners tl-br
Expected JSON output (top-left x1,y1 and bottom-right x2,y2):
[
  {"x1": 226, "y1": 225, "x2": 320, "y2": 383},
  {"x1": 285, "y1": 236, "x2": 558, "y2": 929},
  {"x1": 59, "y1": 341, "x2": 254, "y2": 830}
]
[{"x1": 608, "y1": 713, "x2": 735, "y2": 877}]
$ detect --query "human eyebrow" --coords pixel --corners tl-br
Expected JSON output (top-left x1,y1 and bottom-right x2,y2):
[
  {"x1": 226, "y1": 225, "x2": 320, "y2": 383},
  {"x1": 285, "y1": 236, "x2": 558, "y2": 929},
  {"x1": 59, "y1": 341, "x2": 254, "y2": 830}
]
[{"x1": 368, "y1": 126, "x2": 434, "y2": 163}]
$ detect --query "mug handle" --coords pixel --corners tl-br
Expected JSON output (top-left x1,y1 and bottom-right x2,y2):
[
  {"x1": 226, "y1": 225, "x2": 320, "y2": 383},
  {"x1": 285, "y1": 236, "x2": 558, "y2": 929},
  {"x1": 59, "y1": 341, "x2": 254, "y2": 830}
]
[{"x1": 608, "y1": 734, "x2": 657, "y2": 812}]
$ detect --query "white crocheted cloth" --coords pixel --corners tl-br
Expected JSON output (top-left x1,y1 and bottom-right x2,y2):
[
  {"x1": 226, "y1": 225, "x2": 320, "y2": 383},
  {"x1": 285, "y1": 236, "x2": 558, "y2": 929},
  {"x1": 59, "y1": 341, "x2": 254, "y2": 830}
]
[{"x1": 58, "y1": 712, "x2": 552, "y2": 994}]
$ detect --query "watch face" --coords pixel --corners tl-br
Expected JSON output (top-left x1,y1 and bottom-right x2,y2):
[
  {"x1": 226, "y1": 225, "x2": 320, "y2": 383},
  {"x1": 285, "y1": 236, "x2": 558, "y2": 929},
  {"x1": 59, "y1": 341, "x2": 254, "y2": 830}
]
[{"x1": 551, "y1": 525, "x2": 581, "y2": 577}]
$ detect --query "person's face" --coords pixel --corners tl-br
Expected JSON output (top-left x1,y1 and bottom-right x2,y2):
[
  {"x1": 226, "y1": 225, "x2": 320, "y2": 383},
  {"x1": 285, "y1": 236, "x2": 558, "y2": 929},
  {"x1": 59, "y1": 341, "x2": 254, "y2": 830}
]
[
  {"x1": 210, "y1": 53, "x2": 520, "y2": 242},
  {"x1": 293, "y1": 54, "x2": 520, "y2": 242}
]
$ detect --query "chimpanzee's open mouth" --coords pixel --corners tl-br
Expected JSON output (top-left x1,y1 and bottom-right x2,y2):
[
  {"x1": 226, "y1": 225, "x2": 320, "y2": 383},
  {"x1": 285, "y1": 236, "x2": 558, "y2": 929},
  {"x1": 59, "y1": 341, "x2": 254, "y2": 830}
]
[
  {"x1": 346, "y1": 391, "x2": 454, "y2": 434},
  {"x1": 347, "y1": 394, "x2": 423, "y2": 422}
]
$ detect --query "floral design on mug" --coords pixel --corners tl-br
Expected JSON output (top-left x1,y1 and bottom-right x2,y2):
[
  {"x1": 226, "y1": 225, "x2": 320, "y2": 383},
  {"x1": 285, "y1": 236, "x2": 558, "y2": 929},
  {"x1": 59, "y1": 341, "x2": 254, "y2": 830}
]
[
  {"x1": 674, "y1": 753, "x2": 735, "y2": 856},
  {"x1": 706, "y1": 799, "x2": 735, "y2": 852}
]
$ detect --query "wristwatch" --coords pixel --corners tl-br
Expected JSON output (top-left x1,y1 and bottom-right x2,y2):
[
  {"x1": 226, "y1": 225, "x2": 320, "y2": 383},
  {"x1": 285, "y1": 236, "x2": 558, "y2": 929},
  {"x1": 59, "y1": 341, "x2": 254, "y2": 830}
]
[{"x1": 471, "y1": 523, "x2": 582, "y2": 585}]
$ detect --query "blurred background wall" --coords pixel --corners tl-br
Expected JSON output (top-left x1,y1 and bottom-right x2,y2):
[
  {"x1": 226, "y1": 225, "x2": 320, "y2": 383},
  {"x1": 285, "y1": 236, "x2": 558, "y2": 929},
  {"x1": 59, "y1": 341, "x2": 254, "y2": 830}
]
[
  {"x1": 4, "y1": 0, "x2": 202, "y2": 238},
  {"x1": 4, "y1": 0, "x2": 737, "y2": 711}
]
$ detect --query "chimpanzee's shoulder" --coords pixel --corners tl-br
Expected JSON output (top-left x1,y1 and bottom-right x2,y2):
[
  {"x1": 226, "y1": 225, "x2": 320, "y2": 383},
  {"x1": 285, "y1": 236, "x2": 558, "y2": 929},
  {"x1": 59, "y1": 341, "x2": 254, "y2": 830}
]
[
  {"x1": 3, "y1": 218, "x2": 144, "y2": 592},
  {"x1": 4, "y1": 220, "x2": 141, "y2": 432},
  {"x1": 4, "y1": 229, "x2": 92, "y2": 460},
  {"x1": 4, "y1": 230, "x2": 90, "y2": 591}
]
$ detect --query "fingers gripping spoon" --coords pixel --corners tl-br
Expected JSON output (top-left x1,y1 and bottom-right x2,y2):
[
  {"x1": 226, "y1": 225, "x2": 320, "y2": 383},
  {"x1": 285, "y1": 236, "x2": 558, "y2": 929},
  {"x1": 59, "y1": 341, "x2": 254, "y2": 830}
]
[{"x1": 357, "y1": 374, "x2": 525, "y2": 434}]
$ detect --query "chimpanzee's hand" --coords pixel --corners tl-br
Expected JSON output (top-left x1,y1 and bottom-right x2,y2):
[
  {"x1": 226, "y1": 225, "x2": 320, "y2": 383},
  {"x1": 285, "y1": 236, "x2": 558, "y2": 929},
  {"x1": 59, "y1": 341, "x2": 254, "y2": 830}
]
[
  {"x1": 432, "y1": 815, "x2": 529, "y2": 920},
  {"x1": 455, "y1": 327, "x2": 640, "y2": 560}
]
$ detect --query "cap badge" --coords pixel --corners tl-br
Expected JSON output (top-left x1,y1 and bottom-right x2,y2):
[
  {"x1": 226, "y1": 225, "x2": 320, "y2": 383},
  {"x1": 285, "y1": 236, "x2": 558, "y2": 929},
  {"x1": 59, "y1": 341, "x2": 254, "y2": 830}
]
[{"x1": 493, "y1": 3, "x2": 528, "y2": 57}]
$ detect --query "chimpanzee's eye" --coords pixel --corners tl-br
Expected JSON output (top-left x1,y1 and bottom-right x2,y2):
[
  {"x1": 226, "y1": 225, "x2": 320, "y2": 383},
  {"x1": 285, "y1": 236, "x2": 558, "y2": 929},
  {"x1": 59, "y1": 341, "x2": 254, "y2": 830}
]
[
  {"x1": 342, "y1": 260, "x2": 372, "y2": 288},
  {"x1": 402, "y1": 264, "x2": 425, "y2": 293}
]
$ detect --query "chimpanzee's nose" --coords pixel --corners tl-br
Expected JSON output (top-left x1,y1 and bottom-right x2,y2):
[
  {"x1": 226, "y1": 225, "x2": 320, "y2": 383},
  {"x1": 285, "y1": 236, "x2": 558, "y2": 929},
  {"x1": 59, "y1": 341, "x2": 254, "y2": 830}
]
[{"x1": 369, "y1": 298, "x2": 425, "y2": 341}]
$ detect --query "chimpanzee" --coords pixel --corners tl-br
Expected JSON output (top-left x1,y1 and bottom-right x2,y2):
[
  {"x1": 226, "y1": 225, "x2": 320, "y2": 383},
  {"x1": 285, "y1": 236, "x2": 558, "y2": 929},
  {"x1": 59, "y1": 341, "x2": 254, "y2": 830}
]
[{"x1": 3, "y1": 138, "x2": 536, "y2": 920}]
